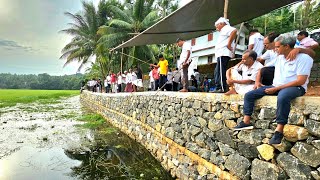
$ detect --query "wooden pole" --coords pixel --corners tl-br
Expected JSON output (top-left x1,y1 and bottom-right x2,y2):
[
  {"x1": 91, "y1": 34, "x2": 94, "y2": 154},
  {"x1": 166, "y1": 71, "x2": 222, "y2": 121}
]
[
  {"x1": 224, "y1": 0, "x2": 229, "y2": 18},
  {"x1": 121, "y1": 45, "x2": 124, "y2": 74}
]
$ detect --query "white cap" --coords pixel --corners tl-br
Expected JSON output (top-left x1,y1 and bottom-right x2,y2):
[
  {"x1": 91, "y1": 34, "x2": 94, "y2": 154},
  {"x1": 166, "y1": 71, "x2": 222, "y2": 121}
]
[{"x1": 215, "y1": 17, "x2": 230, "y2": 26}]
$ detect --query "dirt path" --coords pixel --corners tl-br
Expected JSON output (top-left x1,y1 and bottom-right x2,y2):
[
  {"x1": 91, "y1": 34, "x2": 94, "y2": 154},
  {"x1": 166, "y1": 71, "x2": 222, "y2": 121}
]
[{"x1": 0, "y1": 96, "x2": 90, "y2": 159}]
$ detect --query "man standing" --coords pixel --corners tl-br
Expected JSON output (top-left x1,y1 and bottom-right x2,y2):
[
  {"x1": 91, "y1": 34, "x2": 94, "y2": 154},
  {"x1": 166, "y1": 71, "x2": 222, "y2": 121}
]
[
  {"x1": 177, "y1": 38, "x2": 192, "y2": 92},
  {"x1": 225, "y1": 50, "x2": 263, "y2": 95},
  {"x1": 213, "y1": 17, "x2": 237, "y2": 93},
  {"x1": 248, "y1": 29, "x2": 264, "y2": 56},
  {"x1": 233, "y1": 35, "x2": 313, "y2": 145},
  {"x1": 297, "y1": 31, "x2": 319, "y2": 50},
  {"x1": 172, "y1": 68, "x2": 181, "y2": 91},
  {"x1": 151, "y1": 54, "x2": 169, "y2": 91}
]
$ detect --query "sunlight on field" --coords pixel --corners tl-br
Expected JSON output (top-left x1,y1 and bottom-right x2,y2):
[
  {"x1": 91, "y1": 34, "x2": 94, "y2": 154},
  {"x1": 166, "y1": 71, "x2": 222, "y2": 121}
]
[{"x1": 0, "y1": 89, "x2": 79, "y2": 108}]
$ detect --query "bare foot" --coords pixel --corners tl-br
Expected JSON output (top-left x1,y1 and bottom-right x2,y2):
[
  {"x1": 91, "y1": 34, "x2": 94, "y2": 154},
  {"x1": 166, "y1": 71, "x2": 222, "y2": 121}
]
[
  {"x1": 179, "y1": 89, "x2": 188, "y2": 92},
  {"x1": 224, "y1": 88, "x2": 237, "y2": 95}
]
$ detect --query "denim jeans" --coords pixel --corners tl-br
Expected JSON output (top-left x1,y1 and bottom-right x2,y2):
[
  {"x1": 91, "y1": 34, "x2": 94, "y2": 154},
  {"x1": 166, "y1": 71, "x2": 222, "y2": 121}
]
[
  {"x1": 214, "y1": 56, "x2": 230, "y2": 92},
  {"x1": 243, "y1": 86, "x2": 305, "y2": 125}
]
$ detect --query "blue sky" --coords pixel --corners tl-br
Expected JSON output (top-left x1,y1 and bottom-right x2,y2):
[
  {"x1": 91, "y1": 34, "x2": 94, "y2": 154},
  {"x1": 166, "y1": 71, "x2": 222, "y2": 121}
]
[
  {"x1": 0, "y1": 0, "x2": 185, "y2": 75},
  {"x1": 0, "y1": 0, "x2": 101, "y2": 75}
]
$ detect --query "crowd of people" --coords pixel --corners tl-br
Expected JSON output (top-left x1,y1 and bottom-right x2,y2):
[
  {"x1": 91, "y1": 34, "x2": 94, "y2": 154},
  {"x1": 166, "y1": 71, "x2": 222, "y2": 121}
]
[{"x1": 85, "y1": 16, "x2": 319, "y2": 145}]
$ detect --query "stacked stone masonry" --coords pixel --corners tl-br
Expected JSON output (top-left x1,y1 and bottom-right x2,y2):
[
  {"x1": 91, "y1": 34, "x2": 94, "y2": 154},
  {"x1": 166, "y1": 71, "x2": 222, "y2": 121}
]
[{"x1": 81, "y1": 91, "x2": 320, "y2": 180}]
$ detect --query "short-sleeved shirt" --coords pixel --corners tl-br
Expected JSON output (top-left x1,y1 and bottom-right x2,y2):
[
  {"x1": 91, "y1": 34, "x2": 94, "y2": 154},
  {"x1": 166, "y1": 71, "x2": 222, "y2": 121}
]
[
  {"x1": 299, "y1": 37, "x2": 318, "y2": 49},
  {"x1": 178, "y1": 42, "x2": 192, "y2": 67},
  {"x1": 249, "y1": 32, "x2": 264, "y2": 57},
  {"x1": 273, "y1": 54, "x2": 313, "y2": 91},
  {"x1": 260, "y1": 49, "x2": 278, "y2": 67},
  {"x1": 236, "y1": 61, "x2": 263, "y2": 81},
  {"x1": 149, "y1": 70, "x2": 154, "y2": 82},
  {"x1": 215, "y1": 25, "x2": 236, "y2": 58},
  {"x1": 158, "y1": 60, "x2": 169, "y2": 75}
]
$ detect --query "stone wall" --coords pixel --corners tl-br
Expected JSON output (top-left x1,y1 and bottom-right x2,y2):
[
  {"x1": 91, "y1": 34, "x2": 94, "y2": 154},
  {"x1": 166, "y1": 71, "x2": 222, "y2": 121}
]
[{"x1": 81, "y1": 91, "x2": 320, "y2": 180}]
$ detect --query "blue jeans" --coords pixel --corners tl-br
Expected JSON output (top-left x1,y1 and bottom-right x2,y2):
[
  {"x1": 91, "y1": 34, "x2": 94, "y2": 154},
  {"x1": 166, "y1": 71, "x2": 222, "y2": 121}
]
[
  {"x1": 243, "y1": 86, "x2": 305, "y2": 125},
  {"x1": 214, "y1": 56, "x2": 230, "y2": 92}
]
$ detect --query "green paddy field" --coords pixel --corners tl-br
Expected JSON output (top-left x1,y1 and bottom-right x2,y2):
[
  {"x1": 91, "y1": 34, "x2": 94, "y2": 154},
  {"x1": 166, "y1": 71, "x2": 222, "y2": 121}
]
[{"x1": 0, "y1": 89, "x2": 79, "y2": 108}]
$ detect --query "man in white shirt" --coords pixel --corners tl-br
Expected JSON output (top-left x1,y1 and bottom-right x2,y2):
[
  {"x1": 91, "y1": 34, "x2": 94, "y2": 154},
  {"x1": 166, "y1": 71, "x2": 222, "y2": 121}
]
[
  {"x1": 177, "y1": 38, "x2": 192, "y2": 92},
  {"x1": 225, "y1": 50, "x2": 263, "y2": 95},
  {"x1": 248, "y1": 29, "x2": 264, "y2": 57},
  {"x1": 213, "y1": 17, "x2": 237, "y2": 93},
  {"x1": 234, "y1": 35, "x2": 313, "y2": 145},
  {"x1": 149, "y1": 67, "x2": 155, "y2": 91}
]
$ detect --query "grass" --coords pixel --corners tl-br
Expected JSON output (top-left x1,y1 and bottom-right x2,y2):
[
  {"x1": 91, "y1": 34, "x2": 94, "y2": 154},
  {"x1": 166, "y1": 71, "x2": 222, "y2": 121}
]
[
  {"x1": 77, "y1": 113, "x2": 117, "y2": 133},
  {"x1": 0, "y1": 89, "x2": 79, "y2": 108}
]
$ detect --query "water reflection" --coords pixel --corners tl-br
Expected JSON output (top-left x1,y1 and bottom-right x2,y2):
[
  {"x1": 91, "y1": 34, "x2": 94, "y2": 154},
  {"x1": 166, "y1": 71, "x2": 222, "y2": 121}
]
[{"x1": 0, "y1": 124, "x2": 173, "y2": 180}]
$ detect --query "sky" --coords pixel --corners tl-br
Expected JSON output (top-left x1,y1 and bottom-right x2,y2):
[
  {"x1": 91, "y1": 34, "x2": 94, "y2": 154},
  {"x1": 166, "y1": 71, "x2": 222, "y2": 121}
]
[
  {"x1": 0, "y1": 0, "x2": 100, "y2": 75},
  {"x1": 0, "y1": 0, "x2": 186, "y2": 76}
]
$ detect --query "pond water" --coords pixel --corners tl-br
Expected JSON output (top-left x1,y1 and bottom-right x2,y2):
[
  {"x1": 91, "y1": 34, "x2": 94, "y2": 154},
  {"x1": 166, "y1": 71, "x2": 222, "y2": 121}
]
[{"x1": 0, "y1": 96, "x2": 173, "y2": 180}]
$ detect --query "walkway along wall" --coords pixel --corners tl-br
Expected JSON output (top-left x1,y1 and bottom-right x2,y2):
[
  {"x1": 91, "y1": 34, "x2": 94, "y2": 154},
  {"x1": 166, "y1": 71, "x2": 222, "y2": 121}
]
[{"x1": 81, "y1": 91, "x2": 320, "y2": 179}]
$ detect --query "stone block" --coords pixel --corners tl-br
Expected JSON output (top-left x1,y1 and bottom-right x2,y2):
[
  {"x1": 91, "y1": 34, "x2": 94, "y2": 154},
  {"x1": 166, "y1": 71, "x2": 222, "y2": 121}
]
[
  {"x1": 210, "y1": 152, "x2": 225, "y2": 165},
  {"x1": 222, "y1": 110, "x2": 236, "y2": 120},
  {"x1": 291, "y1": 142, "x2": 320, "y2": 167},
  {"x1": 257, "y1": 144, "x2": 275, "y2": 161},
  {"x1": 198, "y1": 148, "x2": 211, "y2": 160},
  {"x1": 288, "y1": 112, "x2": 305, "y2": 125},
  {"x1": 214, "y1": 112, "x2": 223, "y2": 120},
  {"x1": 311, "y1": 171, "x2": 320, "y2": 180},
  {"x1": 189, "y1": 125, "x2": 201, "y2": 136},
  {"x1": 238, "y1": 129, "x2": 265, "y2": 145},
  {"x1": 272, "y1": 139, "x2": 292, "y2": 152},
  {"x1": 188, "y1": 116, "x2": 201, "y2": 127},
  {"x1": 202, "y1": 112, "x2": 215, "y2": 120},
  {"x1": 255, "y1": 120, "x2": 271, "y2": 129},
  {"x1": 310, "y1": 113, "x2": 320, "y2": 121},
  {"x1": 205, "y1": 137, "x2": 218, "y2": 151},
  {"x1": 165, "y1": 127, "x2": 175, "y2": 139},
  {"x1": 186, "y1": 142, "x2": 200, "y2": 154},
  {"x1": 197, "y1": 117, "x2": 207, "y2": 128},
  {"x1": 217, "y1": 142, "x2": 235, "y2": 156},
  {"x1": 208, "y1": 119, "x2": 223, "y2": 132},
  {"x1": 215, "y1": 128, "x2": 235, "y2": 148},
  {"x1": 277, "y1": 152, "x2": 312, "y2": 180},
  {"x1": 230, "y1": 103, "x2": 239, "y2": 113},
  {"x1": 312, "y1": 140, "x2": 320, "y2": 149},
  {"x1": 224, "y1": 119, "x2": 237, "y2": 129},
  {"x1": 283, "y1": 124, "x2": 309, "y2": 142},
  {"x1": 225, "y1": 153, "x2": 251, "y2": 179},
  {"x1": 305, "y1": 119, "x2": 320, "y2": 137},
  {"x1": 238, "y1": 143, "x2": 259, "y2": 159},
  {"x1": 192, "y1": 100, "x2": 202, "y2": 109},
  {"x1": 258, "y1": 108, "x2": 276, "y2": 120},
  {"x1": 195, "y1": 133, "x2": 207, "y2": 148},
  {"x1": 251, "y1": 159, "x2": 285, "y2": 180}
]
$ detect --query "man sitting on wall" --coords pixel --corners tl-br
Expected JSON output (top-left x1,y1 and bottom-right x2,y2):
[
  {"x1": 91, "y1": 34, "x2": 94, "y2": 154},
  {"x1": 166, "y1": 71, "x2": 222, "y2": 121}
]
[
  {"x1": 233, "y1": 34, "x2": 313, "y2": 145},
  {"x1": 225, "y1": 50, "x2": 263, "y2": 95}
]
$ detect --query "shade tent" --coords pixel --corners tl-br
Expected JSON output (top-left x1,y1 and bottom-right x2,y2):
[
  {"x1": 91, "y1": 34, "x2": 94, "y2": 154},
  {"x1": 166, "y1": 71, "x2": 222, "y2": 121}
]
[{"x1": 113, "y1": 0, "x2": 300, "y2": 50}]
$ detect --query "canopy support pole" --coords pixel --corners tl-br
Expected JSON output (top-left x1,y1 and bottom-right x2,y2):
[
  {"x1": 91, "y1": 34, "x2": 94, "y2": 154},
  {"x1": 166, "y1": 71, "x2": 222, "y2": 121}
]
[{"x1": 224, "y1": 0, "x2": 229, "y2": 18}]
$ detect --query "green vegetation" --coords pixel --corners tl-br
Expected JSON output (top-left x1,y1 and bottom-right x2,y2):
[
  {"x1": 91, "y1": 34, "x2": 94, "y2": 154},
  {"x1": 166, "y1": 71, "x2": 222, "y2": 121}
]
[
  {"x1": 77, "y1": 113, "x2": 116, "y2": 133},
  {"x1": 0, "y1": 73, "x2": 84, "y2": 90},
  {"x1": 0, "y1": 89, "x2": 79, "y2": 108}
]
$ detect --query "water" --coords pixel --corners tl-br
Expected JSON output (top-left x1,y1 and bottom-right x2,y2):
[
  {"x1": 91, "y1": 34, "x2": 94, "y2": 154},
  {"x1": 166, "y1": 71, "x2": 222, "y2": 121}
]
[{"x1": 0, "y1": 96, "x2": 173, "y2": 180}]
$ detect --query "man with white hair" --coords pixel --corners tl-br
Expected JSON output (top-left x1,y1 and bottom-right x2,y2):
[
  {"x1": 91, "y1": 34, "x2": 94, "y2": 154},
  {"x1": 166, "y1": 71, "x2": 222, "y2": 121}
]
[
  {"x1": 213, "y1": 17, "x2": 237, "y2": 93},
  {"x1": 234, "y1": 34, "x2": 313, "y2": 145}
]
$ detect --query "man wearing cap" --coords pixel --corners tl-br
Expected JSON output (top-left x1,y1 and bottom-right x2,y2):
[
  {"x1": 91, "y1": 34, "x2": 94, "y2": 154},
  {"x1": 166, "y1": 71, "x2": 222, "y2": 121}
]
[
  {"x1": 213, "y1": 17, "x2": 237, "y2": 93},
  {"x1": 177, "y1": 38, "x2": 192, "y2": 92}
]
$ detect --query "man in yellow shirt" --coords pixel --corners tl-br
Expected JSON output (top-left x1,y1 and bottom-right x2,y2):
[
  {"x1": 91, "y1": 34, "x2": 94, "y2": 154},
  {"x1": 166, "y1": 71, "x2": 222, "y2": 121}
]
[{"x1": 151, "y1": 54, "x2": 168, "y2": 91}]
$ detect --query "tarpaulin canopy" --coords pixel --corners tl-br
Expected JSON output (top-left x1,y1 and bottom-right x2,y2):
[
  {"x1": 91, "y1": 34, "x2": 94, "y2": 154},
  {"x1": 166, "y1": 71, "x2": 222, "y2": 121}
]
[{"x1": 113, "y1": 0, "x2": 300, "y2": 50}]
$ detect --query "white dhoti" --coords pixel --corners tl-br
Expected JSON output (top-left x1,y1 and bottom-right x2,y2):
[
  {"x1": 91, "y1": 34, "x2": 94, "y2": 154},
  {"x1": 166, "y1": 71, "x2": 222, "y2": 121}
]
[{"x1": 231, "y1": 69, "x2": 254, "y2": 95}]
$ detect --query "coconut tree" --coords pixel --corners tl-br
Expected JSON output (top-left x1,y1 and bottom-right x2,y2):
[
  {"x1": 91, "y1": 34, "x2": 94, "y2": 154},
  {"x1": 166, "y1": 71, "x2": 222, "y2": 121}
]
[{"x1": 98, "y1": 0, "x2": 161, "y2": 68}]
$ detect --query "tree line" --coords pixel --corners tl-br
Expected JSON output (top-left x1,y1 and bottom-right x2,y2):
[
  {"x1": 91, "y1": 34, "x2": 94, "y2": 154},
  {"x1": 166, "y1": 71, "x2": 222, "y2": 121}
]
[{"x1": 0, "y1": 73, "x2": 84, "y2": 90}]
